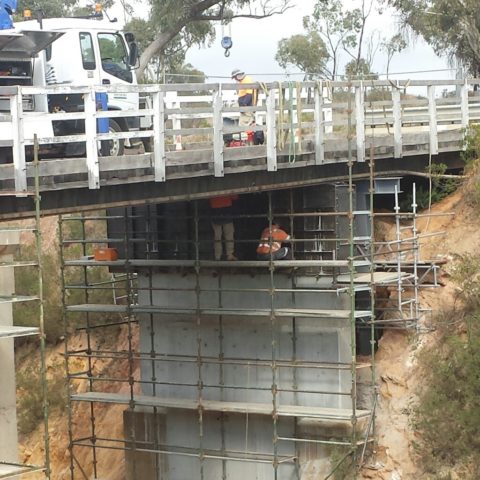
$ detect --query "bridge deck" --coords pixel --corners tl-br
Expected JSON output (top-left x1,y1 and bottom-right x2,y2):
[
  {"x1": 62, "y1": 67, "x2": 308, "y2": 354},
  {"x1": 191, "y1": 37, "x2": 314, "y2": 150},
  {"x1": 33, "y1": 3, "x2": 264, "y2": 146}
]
[{"x1": 0, "y1": 79, "x2": 474, "y2": 217}]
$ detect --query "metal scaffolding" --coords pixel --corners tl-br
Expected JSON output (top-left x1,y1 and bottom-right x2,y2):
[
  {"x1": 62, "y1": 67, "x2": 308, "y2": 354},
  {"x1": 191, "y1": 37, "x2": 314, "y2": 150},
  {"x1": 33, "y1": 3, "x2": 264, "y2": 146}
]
[
  {"x1": 0, "y1": 140, "x2": 50, "y2": 479},
  {"x1": 56, "y1": 162, "x2": 440, "y2": 480},
  {"x1": 54, "y1": 82, "x2": 446, "y2": 480}
]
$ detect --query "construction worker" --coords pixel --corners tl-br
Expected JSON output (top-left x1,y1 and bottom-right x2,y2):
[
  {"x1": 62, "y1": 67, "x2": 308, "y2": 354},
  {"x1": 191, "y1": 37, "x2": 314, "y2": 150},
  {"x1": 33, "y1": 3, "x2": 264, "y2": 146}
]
[
  {"x1": 231, "y1": 69, "x2": 256, "y2": 106},
  {"x1": 209, "y1": 195, "x2": 239, "y2": 261},
  {"x1": 256, "y1": 221, "x2": 290, "y2": 260},
  {"x1": 231, "y1": 69, "x2": 257, "y2": 126}
]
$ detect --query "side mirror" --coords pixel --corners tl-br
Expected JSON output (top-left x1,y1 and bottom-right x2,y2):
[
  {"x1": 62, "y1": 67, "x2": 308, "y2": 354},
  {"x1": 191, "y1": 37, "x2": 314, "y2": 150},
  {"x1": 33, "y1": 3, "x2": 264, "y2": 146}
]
[
  {"x1": 125, "y1": 32, "x2": 135, "y2": 44},
  {"x1": 128, "y1": 42, "x2": 138, "y2": 67}
]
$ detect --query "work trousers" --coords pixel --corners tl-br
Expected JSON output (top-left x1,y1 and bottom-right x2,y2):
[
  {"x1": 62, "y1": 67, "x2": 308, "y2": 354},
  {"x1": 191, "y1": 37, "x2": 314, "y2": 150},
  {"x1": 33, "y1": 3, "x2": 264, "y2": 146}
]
[
  {"x1": 238, "y1": 95, "x2": 254, "y2": 127},
  {"x1": 212, "y1": 222, "x2": 235, "y2": 260}
]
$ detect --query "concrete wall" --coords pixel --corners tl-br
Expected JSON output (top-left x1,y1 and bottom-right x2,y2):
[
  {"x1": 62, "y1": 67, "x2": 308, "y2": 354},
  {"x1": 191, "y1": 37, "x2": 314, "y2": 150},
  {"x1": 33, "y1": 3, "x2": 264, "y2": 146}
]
[
  {"x1": 0, "y1": 232, "x2": 19, "y2": 465},
  {"x1": 131, "y1": 271, "x2": 353, "y2": 479}
]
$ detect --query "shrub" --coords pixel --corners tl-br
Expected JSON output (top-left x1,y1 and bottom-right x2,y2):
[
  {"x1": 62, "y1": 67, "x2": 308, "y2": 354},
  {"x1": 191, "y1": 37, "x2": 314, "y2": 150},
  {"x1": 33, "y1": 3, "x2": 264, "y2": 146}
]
[
  {"x1": 14, "y1": 246, "x2": 63, "y2": 343},
  {"x1": 328, "y1": 446, "x2": 355, "y2": 479},
  {"x1": 412, "y1": 316, "x2": 480, "y2": 474},
  {"x1": 14, "y1": 222, "x2": 125, "y2": 342},
  {"x1": 17, "y1": 359, "x2": 67, "y2": 435},
  {"x1": 400, "y1": 163, "x2": 459, "y2": 211},
  {"x1": 412, "y1": 254, "x2": 480, "y2": 477},
  {"x1": 462, "y1": 125, "x2": 480, "y2": 166},
  {"x1": 450, "y1": 253, "x2": 480, "y2": 311}
]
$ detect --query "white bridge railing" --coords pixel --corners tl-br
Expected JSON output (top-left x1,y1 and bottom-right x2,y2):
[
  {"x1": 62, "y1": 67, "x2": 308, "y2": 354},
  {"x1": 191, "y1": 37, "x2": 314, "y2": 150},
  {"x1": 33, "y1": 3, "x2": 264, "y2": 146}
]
[{"x1": 0, "y1": 79, "x2": 479, "y2": 195}]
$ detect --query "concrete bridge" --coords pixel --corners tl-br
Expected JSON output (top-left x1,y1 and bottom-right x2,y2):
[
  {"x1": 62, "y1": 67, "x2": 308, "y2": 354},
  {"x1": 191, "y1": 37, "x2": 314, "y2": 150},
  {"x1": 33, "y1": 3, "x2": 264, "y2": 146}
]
[{"x1": 0, "y1": 78, "x2": 474, "y2": 218}]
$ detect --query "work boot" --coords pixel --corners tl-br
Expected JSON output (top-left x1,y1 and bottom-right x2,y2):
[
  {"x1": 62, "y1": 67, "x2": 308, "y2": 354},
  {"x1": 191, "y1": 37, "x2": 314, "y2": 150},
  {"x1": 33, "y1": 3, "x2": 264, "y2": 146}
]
[{"x1": 227, "y1": 254, "x2": 238, "y2": 261}]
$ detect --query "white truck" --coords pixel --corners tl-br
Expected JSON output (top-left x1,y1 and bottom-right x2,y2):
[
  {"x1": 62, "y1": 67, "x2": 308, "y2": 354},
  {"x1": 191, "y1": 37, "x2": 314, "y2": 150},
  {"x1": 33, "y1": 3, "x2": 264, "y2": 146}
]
[{"x1": 0, "y1": 8, "x2": 139, "y2": 158}]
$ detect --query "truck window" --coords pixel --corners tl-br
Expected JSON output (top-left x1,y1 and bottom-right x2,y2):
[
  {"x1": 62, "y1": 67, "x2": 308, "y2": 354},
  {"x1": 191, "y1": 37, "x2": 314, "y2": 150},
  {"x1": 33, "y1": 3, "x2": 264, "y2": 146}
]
[
  {"x1": 98, "y1": 32, "x2": 132, "y2": 83},
  {"x1": 80, "y1": 32, "x2": 96, "y2": 70}
]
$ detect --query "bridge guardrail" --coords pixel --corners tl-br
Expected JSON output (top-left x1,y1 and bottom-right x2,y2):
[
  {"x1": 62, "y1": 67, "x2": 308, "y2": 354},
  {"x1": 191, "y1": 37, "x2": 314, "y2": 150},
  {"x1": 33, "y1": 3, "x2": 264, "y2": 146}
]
[{"x1": 0, "y1": 79, "x2": 478, "y2": 195}]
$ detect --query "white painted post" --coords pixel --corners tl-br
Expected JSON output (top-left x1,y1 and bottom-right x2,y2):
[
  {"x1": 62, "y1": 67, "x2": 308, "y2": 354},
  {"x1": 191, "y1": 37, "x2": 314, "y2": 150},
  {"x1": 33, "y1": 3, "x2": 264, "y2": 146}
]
[
  {"x1": 355, "y1": 84, "x2": 365, "y2": 162},
  {"x1": 10, "y1": 89, "x2": 27, "y2": 193},
  {"x1": 427, "y1": 85, "x2": 438, "y2": 155},
  {"x1": 152, "y1": 90, "x2": 166, "y2": 182},
  {"x1": 172, "y1": 99, "x2": 182, "y2": 151},
  {"x1": 461, "y1": 79, "x2": 469, "y2": 130},
  {"x1": 212, "y1": 89, "x2": 224, "y2": 177},
  {"x1": 292, "y1": 85, "x2": 299, "y2": 146},
  {"x1": 84, "y1": 89, "x2": 100, "y2": 189},
  {"x1": 266, "y1": 88, "x2": 277, "y2": 172},
  {"x1": 392, "y1": 88, "x2": 403, "y2": 158},
  {"x1": 314, "y1": 82, "x2": 325, "y2": 165}
]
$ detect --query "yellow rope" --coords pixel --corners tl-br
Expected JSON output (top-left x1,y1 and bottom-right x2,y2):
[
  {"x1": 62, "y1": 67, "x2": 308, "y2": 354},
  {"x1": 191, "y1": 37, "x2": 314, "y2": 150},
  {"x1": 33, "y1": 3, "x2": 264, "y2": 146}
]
[{"x1": 296, "y1": 81, "x2": 303, "y2": 154}]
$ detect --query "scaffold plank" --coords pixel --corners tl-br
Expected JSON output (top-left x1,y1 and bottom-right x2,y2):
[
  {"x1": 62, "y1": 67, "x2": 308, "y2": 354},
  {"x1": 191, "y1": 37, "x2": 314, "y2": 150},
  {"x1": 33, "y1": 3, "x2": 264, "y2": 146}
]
[
  {"x1": 0, "y1": 326, "x2": 39, "y2": 339},
  {"x1": 0, "y1": 261, "x2": 38, "y2": 268},
  {"x1": 0, "y1": 463, "x2": 44, "y2": 479},
  {"x1": 335, "y1": 271, "x2": 408, "y2": 284},
  {"x1": 64, "y1": 259, "x2": 371, "y2": 268},
  {"x1": 66, "y1": 304, "x2": 372, "y2": 319},
  {"x1": 72, "y1": 391, "x2": 371, "y2": 421},
  {"x1": 0, "y1": 295, "x2": 39, "y2": 304}
]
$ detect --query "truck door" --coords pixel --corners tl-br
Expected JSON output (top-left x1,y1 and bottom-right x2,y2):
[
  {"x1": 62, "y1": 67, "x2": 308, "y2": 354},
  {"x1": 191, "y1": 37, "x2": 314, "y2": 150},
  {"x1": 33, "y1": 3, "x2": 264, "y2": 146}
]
[{"x1": 97, "y1": 32, "x2": 137, "y2": 112}]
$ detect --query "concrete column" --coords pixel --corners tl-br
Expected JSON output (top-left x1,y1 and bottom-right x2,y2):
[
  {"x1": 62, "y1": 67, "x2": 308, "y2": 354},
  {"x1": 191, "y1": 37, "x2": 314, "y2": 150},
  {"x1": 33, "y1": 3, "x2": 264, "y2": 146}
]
[
  {"x1": 0, "y1": 231, "x2": 20, "y2": 464},
  {"x1": 124, "y1": 409, "x2": 167, "y2": 480}
]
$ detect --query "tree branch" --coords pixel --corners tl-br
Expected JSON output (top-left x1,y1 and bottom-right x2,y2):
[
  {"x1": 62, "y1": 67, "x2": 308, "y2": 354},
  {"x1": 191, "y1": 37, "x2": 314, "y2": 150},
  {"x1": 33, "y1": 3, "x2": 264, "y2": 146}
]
[
  {"x1": 201, "y1": 9, "x2": 291, "y2": 20},
  {"x1": 137, "y1": 0, "x2": 292, "y2": 79}
]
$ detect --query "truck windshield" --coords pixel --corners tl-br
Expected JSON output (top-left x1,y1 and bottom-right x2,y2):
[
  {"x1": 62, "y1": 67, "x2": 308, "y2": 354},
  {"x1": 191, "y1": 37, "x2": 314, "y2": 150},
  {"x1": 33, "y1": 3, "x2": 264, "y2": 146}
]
[{"x1": 98, "y1": 32, "x2": 132, "y2": 83}]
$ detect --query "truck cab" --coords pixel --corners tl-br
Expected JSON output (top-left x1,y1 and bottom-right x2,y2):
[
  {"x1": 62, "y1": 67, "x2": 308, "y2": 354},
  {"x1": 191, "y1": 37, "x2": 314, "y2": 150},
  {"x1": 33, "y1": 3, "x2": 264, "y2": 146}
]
[
  {"x1": 0, "y1": 29, "x2": 64, "y2": 148},
  {"x1": 14, "y1": 17, "x2": 139, "y2": 155}
]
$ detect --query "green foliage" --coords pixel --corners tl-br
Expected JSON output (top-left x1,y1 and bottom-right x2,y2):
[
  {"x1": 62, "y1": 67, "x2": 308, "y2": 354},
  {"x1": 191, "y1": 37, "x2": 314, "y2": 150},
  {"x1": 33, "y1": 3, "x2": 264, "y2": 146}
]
[
  {"x1": 304, "y1": 0, "x2": 363, "y2": 80},
  {"x1": 275, "y1": 32, "x2": 329, "y2": 79},
  {"x1": 14, "y1": 217, "x2": 122, "y2": 343},
  {"x1": 462, "y1": 125, "x2": 480, "y2": 166},
  {"x1": 428, "y1": 162, "x2": 459, "y2": 203},
  {"x1": 14, "y1": 245, "x2": 63, "y2": 343},
  {"x1": 329, "y1": 446, "x2": 355, "y2": 479},
  {"x1": 381, "y1": 33, "x2": 407, "y2": 76},
  {"x1": 16, "y1": 0, "x2": 77, "y2": 18},
  {"x1": 344, "y1": 58, "x2": 378, "y2": 79},
  {"x1": 16, "y1": 0, "x2": 113, "y2": 19},
  {"x1": 450, "y1": 253, "x2": 480, "y2": 311},
  {"x1": 134, "y1": 0, "x2": 292, "y2": 79},
  {"x1": 388, "y1": 0, "x2": 480, "y2": 75},
  {"x1": 276, "y1": 0, "x2": 380, "y2": 80},
  {"x1": 412, "y1": 254, "x2": 480, "y2": 477},
  {"x1": 17, "y1": 359, "x2": 67, "y2": 435},
  {"x1": 413, "y1": 314, "x2": 480, "y2": 474},
  {"x1": 166, "y1": 63, "x2": 206, "y2": 84},
  {"x1": 400, "y1": 164, "x2": 459, "y2": 211}
]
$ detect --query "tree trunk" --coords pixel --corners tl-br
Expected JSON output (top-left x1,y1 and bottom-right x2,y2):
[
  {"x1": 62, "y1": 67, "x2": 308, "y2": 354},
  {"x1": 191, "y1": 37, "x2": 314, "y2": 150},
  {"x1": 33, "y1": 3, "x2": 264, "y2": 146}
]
[{"x1": 138, "y1": 31, "x2": 179, "y2": 81}]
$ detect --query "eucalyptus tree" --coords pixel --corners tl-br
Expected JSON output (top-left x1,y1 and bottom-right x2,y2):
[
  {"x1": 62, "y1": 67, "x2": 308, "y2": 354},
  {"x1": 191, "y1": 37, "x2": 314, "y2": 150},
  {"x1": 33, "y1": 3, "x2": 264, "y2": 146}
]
[
  {"x1": 133, "y1": 0, "x2": 292, "y2": 80},
  {"x1": 275, "y1": 32, "x2": 329, "y2": 79},
  {"x1": 387, "y1": 0, "x2": 480, "y2": 76},
  {"x1": 275, "y1": 0, "x2": 378, "y2": 80}
]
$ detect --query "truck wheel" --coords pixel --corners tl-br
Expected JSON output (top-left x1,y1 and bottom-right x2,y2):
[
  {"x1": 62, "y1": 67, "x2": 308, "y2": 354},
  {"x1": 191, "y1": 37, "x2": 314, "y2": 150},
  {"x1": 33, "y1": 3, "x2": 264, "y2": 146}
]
[{"x1": 106, "y1": 119, "x2": 124, "y2": 157}]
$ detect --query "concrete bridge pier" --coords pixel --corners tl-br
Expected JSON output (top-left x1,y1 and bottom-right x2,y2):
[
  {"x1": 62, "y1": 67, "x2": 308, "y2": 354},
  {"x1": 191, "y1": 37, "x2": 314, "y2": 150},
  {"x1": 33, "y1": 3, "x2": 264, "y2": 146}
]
[{"x1": 0, "y1": 231, "x2": 20, "y2": 466}]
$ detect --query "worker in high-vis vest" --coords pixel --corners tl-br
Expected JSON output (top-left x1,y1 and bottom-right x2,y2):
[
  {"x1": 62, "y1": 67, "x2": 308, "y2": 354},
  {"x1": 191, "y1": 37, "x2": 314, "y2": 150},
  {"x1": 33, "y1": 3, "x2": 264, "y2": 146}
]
[
  {"x1": 256, "y1": 222, "x2": 290, "y2": 260},
  {"x1": 231, "y1": 69, "x2": 257, "y2": 126},
  {"x1": 209, "y1": 195, "x2": 239, "y2": 261}
]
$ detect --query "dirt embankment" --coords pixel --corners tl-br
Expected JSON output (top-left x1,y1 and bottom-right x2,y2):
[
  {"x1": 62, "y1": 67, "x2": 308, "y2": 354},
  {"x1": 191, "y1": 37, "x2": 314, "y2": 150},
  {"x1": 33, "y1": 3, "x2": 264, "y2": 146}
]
[
  {"x1": 18, "y1": 323, "x2": 140, "y2": 480},
  {"x1": 362, "y1": 186, "x2": 477, "y2": 480}
]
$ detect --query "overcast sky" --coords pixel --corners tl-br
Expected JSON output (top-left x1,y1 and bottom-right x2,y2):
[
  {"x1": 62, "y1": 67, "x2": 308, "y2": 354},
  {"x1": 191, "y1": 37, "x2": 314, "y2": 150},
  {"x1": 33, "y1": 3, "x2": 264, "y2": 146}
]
[{"x1": 182, "y1": 0, "x2": 454, "y2": 83}]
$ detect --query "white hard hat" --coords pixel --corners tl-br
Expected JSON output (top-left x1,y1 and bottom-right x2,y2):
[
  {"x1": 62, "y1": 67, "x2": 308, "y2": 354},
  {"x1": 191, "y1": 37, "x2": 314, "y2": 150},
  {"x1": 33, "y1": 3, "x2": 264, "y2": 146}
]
[{"x1": 231, "y1": 69, "x2": 245, "y2": 80}]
